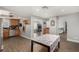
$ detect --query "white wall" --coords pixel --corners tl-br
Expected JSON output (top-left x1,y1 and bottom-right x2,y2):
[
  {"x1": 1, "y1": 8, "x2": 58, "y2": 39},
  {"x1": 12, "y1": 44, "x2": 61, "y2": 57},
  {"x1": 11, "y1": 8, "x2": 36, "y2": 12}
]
[
  {"x1": 31, "y1": 16, "x2": 60, "y2": 37},
  {"x1": 49, "y1": 17, "x2": 59, "y2": 35},
  {"x1": 59, "y1": 13, "x2": 79, "y2": 43},
  {"x1": 20, "y1": 18, "x2": 31, "y2": 39},
  {"x1": 0, "y1": 18, "x2": 3, "y2": 50},
  {"x1": 58, "y1": 16, "x2": 65, "y2": 29},
  {"x1": 22, "y1": 13, "x2": 79, "y2": 43},
  {"x1": 66, "y1": 13, "x2": 79, "y2": 43},
  {"x1": 58, "y1": 16, "x2": 66, "y2": 33},
  {"x1": 2, "y1": 18, "x2": 10, "y2": 27},
  {"x1": 49, "y1": 16, "x2": 67, "y2": 35},
  {"x1": 31, "y1": 16, "x2": 44, "y2": 38}
]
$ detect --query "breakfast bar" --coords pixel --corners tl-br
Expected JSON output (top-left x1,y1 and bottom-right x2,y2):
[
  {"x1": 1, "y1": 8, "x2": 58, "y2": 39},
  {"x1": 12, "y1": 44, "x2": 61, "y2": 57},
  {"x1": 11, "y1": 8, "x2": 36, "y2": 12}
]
[{"x1": 31, "y1": 34, "x2": 60, "y2": 52}]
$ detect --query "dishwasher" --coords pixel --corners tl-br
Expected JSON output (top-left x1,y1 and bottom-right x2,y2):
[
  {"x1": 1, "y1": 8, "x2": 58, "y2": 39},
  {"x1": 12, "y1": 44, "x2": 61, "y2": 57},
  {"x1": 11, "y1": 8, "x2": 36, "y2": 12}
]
[{"x1": 9, "y1": 29, "x2": 15, "y2": 36}]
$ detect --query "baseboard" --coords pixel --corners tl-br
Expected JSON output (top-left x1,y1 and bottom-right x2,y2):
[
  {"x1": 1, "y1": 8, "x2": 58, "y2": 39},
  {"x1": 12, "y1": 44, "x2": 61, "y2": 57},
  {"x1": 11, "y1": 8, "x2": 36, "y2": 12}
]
[
  {"x1": 1, "y1": 44, "x2": 3, "y2": 49},
  {"x1": 67, "y1": 38, "x2": 79, "y2": 43},
  {"x1": 0, "y1": 44, "x2": 4, "y2": 51},
  {"x1": 20, "y1": 35, "x2": 31, "y2": 40}
]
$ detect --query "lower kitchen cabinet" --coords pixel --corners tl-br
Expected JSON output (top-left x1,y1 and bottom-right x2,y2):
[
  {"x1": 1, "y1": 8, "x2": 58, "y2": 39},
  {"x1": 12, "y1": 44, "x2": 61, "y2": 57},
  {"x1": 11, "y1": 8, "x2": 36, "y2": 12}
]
[{"x1": 3, "y1": 28, "x2": 9, "y2": 39}]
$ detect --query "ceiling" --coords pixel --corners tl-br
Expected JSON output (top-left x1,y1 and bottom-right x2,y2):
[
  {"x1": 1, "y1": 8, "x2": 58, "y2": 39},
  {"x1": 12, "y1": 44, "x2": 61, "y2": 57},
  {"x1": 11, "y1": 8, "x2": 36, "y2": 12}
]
[{"x1": 0, "y1": 6, "x2": 79, "y2": 18}]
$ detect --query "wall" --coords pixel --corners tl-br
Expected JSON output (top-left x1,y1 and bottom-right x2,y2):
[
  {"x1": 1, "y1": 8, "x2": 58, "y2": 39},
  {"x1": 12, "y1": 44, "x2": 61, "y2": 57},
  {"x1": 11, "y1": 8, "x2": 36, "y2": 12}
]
[
  {"x1": 0, "y1": 18, "x2": 3, "y2": 50},
  {"x1": 59, "y1": 13, "x2": 79, "y2": 43},
  {"x1": 2, "y1": 18, "x2": 10, "y2": 27},
  {"x1": 49, "y1": 16, "x2": 67, "y2": 35},
  {"x1": 0, "y1": 17, "x2": 10, "y2": 38},
  {"x1": 49, "y1": 17, "x2": 59, "y2": 35},
  {"x1": 31, "y1": 16, "x2": 59, "y2": 35},
  {"x1": 31, "y1": 16, "x2": 44, "y2": 38},
  {"x1": 66, "y1": 13, "x2": 79, "y2": 43},
  {"x1": 22, "y1": 13, "x2": 79, "y2": 43},
  {"x1": 20, "y1": 18, "x2": 31, "y2": 39},
  {"x1": 0, "y1": 17, "x2": 8, "y2": 50},
  {"x1": 58, "y1": 16, "x2": 66, "y2": 33}
]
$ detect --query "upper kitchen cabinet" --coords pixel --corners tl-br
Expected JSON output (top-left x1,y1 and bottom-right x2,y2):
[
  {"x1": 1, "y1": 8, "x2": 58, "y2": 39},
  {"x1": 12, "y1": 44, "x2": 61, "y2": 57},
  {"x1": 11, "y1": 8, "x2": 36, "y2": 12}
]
[
  {"x1": 10, "y1": 19, "x2": 20, "y2": 26},
  {"x1": 23, "y1": 19, "x2": 31, "y2": 25}
]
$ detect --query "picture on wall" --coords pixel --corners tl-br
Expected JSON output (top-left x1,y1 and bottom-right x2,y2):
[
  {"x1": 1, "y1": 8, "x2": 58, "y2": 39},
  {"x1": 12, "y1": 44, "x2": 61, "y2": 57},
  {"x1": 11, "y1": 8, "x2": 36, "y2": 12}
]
[{"x1": 51, "y1": 20, "x2": 55, "y2": 26}]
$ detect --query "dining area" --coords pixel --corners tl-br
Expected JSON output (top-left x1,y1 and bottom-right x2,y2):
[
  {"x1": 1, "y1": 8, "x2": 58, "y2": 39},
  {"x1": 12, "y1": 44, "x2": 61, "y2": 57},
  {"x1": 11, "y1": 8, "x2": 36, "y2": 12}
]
[{"x1": 30, "y1": 16, "x2": 60, "y2": 52}]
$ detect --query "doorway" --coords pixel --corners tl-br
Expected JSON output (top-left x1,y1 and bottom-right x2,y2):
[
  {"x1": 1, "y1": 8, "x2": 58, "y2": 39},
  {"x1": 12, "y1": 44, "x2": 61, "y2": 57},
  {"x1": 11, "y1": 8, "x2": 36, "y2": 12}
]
[{"x1": 64, "y1": 21, "x2": 67, "y2": 33}]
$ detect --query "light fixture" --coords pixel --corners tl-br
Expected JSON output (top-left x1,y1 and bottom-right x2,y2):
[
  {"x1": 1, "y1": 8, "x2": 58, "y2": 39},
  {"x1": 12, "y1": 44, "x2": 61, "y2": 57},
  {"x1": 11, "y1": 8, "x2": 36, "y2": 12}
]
[
  {"x1": 42, "y1": 6, "x2": 48, "y2": 9},
  {"x1": 33, "y1": 6, "x2": 51, "y2": 18}
]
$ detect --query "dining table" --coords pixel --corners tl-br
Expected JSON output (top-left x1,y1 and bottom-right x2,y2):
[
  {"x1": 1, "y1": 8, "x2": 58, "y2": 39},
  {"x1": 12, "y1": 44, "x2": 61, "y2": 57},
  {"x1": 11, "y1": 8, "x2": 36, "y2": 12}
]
[{"x1": 31, "y1": 34, "x2": 60, "y2": 52}]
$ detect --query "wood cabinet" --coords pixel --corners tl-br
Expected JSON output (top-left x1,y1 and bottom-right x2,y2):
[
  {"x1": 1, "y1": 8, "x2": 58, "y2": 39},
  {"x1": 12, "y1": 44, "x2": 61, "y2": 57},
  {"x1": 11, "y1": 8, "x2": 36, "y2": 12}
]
[
  {"x1": 3, "y1": 28, "x2": 9, "y2": 39},
  {"x1": 23, "y1": 20, "x2": 31, "y2": 24},
  {"x1": 3, "y1": 19, "x2": 20, "y2": 39},
  {"x1": 43, "y1": 27, "x2": 49, "y2": 34},
  {"x1": 10, "y1": 19, "x2": 19, "y2": 26},
  {"x1": 10, "y1": 19, "x2": 20, "y2": 36},
  {"x1": 15, "y1": 27, "x2": 20, "y2": 36}
]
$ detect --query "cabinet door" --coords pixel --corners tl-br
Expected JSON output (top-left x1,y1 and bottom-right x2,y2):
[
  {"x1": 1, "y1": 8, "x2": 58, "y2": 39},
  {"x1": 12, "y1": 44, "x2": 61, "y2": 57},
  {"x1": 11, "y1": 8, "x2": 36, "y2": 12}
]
[
  {"x1": 10, "y1": 19, "x2": 19, "y2": 26},
  {"x1": 15, "y1": 27, "x2": 20, "y2": 36},
  {"x1": 3, "y1": 29, "x2": 9, "y2": 39}
]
